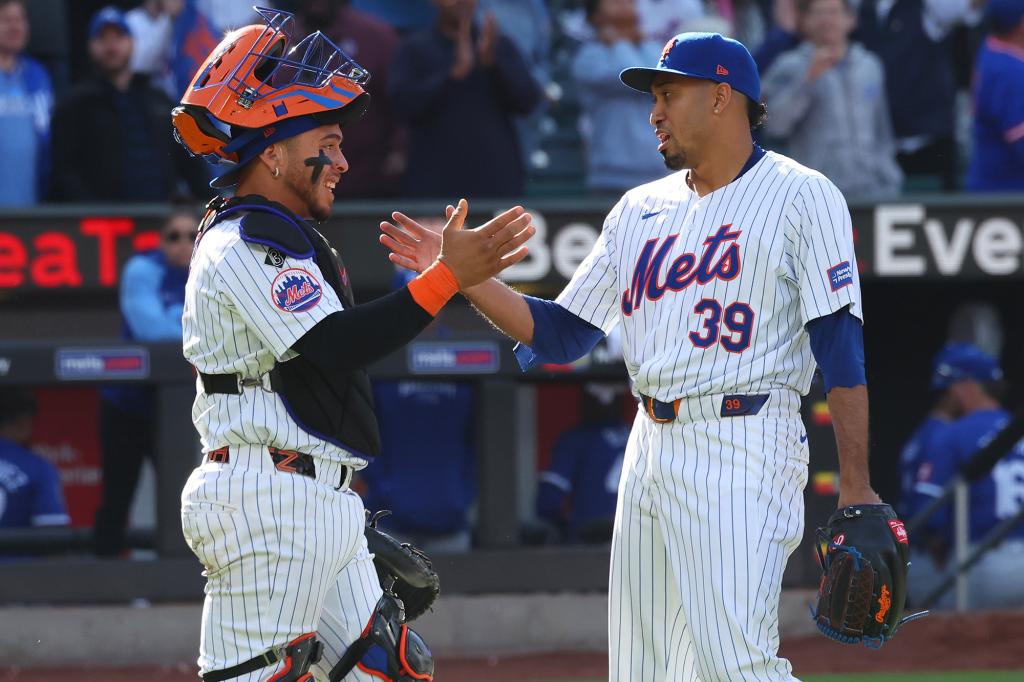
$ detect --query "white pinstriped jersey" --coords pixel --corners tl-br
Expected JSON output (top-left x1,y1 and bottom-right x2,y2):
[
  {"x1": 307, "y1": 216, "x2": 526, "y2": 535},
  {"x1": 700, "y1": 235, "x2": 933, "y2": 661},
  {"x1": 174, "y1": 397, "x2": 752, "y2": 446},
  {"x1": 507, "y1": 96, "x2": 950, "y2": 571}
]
[
  {"x1": 557, "y1": 151, "x2": 862, "y2": 402},
  {"x1": 182, "y1": 215, "x2": 367, "y2": 468}
]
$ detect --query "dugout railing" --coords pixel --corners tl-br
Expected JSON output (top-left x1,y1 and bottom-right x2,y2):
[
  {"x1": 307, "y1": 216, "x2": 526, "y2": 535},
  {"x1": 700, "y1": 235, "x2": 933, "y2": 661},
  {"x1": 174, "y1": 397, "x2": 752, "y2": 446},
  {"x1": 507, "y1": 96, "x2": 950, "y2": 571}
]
[{"x1": 906, "y1": 410, "x2": 1024, "y2": 611}]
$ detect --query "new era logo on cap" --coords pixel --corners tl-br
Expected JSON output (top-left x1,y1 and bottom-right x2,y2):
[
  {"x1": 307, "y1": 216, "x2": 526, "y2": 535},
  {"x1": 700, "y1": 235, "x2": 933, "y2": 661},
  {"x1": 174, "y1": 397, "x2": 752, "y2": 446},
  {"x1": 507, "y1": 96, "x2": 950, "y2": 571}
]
[{"x1": 716, "y1": 64, "x2": 729, "y2": 75}]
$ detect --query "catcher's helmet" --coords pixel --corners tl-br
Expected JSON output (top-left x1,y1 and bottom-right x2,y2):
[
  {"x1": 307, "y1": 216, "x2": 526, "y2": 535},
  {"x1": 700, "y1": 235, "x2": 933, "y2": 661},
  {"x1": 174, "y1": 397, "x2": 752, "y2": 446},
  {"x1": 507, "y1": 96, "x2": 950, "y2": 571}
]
[{"x1": 171, "y1": 6, "x2": 370, "y2": 186}]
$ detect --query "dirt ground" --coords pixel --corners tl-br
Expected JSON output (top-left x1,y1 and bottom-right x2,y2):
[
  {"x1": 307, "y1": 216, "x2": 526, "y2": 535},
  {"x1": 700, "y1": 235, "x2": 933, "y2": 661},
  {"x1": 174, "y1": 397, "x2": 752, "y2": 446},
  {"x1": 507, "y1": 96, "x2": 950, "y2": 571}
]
[{"x1": 2, "y1": 611, "x2": 1021, "y2": 681}]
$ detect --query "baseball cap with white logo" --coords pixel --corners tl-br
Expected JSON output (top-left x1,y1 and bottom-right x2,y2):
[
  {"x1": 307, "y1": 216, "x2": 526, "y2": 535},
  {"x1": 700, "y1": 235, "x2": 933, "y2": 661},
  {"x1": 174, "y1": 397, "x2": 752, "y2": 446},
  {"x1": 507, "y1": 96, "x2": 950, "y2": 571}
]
[{"x1": 619, "y1": 32, "x2": 761, "y2": 104}]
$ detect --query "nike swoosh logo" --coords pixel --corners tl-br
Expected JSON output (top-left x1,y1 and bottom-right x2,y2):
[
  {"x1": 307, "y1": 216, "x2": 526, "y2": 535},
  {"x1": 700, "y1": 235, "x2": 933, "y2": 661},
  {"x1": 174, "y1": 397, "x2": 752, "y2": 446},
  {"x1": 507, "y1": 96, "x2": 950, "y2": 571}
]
[
  {"x1": 641, "y1": 209, "x2": 664, "y2": 220},
  {"x1": 799, "y1": 434, "x2": 808, "y2": 443}
]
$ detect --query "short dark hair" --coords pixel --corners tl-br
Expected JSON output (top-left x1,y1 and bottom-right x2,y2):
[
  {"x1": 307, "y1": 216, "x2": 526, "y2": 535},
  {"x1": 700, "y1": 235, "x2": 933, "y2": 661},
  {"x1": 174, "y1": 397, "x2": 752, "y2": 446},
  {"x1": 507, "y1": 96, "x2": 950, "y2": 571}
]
[
  {"x1": 0, "y1": 0, "x2": 26, "y2": 10},
  {"x1": 584, "y1": 0, "x2": 601, "y2": 22},
  {"x1": 748, "y1": 98, "x2": 768, "y2": 130}
]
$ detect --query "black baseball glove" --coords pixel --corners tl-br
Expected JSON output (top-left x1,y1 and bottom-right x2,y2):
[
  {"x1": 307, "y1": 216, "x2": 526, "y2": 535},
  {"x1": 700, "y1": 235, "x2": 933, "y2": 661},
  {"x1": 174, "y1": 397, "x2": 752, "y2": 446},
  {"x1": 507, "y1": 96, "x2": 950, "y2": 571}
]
[
  {"x1": 364, "y1": 511, "x2": 440, "y2": 622},
  {"x1": 811, "y1": 503, "x2": 925, "y2": 647}
]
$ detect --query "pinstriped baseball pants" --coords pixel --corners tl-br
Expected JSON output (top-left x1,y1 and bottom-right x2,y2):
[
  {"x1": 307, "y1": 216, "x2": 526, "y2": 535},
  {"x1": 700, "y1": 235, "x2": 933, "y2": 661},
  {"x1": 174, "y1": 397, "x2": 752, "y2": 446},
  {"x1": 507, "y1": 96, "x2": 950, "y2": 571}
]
[
  {"x1": 181, "y1": 446, "x2": 382, "y2": 681},
  {"x1": 610, "y1": 396, "x2": 807, "y2": 681}
]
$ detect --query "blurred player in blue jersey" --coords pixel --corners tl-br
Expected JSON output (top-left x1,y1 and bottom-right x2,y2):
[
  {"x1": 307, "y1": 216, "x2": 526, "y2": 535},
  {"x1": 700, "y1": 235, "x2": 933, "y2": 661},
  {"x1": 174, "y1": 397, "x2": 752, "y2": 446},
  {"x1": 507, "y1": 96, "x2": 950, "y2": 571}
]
[
  {"x1": 903, "y1": 343, "x2": 1024, "y2": 609},
  {"x1": 536, "y1": 382, "x2": 631, "y2": 544},
  {"x1": 362, "y1": 380, "x2": 477, "y2": 553},
  {"x1": 0, "y1": 389, "x2": 69, "y2": 531}
]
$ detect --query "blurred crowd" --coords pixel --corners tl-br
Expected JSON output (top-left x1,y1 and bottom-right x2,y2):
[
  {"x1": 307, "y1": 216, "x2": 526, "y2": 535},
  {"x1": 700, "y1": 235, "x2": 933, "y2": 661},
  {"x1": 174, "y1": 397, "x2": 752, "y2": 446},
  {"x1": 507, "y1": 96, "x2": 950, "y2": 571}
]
[{"x1": 2, "y1": 0, "x2": 1024, "y2": 208}]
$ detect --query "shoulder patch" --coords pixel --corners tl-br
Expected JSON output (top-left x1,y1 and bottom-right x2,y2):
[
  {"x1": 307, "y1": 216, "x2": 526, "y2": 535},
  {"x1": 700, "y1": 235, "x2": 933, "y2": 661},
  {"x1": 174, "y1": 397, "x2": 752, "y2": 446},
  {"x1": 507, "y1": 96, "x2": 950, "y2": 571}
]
[
  {"x1": 239, "y1": 210, "x2": 315, "y2": 260},
  {"x1": 271, "y1": 268, "x2": 323, "y2": 313}
]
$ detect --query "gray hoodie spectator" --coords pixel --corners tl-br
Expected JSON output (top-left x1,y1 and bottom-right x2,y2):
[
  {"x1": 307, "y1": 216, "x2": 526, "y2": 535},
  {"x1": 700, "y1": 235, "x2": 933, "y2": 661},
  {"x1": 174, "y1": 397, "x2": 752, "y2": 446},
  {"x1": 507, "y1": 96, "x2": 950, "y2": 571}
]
[{"x1": 761, "y1": 0, "x2": 902, "y2": 200}]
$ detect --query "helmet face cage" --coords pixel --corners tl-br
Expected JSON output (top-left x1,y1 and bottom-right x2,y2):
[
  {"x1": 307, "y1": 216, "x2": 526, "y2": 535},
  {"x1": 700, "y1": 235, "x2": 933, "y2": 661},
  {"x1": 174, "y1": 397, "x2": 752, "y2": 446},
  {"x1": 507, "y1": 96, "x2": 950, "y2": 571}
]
[{"x1": 191, "y1": 6, "x2": 369, "y2": 115}]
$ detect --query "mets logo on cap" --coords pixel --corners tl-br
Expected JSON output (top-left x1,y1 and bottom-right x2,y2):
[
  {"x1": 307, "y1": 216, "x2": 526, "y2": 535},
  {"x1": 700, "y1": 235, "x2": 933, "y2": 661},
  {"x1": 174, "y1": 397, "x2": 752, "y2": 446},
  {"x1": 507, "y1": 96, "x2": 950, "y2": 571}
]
[
  {"x1": 659, "y1": 38, "x2": 678, "y2": 67},
  {"x1": 271, "y1": 268, "x2": 323, "y2": 313}
]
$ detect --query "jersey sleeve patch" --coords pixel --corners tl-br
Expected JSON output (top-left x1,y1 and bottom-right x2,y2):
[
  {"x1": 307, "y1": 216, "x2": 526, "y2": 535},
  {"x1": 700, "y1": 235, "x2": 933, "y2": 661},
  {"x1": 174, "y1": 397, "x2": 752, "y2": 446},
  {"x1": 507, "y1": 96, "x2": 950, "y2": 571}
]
[
  {"x1": 827, "y1": 261, "x2": 853, "y2": 292},
  {"x1": 271, "y1": 268, "x2": 323, "y2": 313}
]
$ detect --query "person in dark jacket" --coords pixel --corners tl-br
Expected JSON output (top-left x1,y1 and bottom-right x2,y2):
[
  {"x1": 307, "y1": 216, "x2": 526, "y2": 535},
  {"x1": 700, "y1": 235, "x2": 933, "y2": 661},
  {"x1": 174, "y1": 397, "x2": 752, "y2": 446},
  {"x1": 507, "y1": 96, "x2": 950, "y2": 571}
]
[
  {"x1": 389, "y1": 0, "x2": 542, "y2": 199},
  {"x1": 49, "y1": 6, "x2": 207, "y2": 202}
]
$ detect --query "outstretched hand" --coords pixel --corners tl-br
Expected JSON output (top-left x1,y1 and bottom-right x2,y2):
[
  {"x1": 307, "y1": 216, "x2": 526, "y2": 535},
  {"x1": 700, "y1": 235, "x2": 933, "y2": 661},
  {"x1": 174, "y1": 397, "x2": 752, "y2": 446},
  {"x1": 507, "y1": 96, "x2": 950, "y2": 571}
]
[{"x1": 380, "y1": 201, "x2": 534, "y2": 289}]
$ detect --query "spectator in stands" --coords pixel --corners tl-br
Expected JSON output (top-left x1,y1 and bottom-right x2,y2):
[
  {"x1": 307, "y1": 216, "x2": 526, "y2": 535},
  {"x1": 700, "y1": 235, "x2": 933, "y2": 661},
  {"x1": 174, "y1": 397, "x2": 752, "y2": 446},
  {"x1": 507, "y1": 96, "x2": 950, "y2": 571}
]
[
  {"x1": 350, "y1": 0, "x2": 436, "y2": 32},
  {"x1": 168, "y1": 0, "x2": 220, "y2": 99},
  {"x1": 754, "y1": 0, "x2": 801, "y2": 72},
  {"x1": 0, "y1": 0, "x2": 52, "y2": 207},
  {"x1": 389, "y1": 0, "x2": 543, "y2": 199},
  {"x1": 634, "y1": 0, "x2": 706, "y2": 44},
  {"x1": 761, "y1": 0, "x2": 902, "y2": 200},
  {"x1": 478, "y1": 0, "x2": 552, "y2": 173},
  {"x1": 536, "y1": 383, "x2": 630, "y2": 544},
  {"x1": 193, "y1": 0, "x2": 258, "y2": 33},
  {"x1": 93, "y1": 206, "x2": 194, "y2": 557},
  {"x1": 855, "y1": 0, "x2": 980, "y2": 191},
  {"x1": 296, "y1": 0, "x2": 405, "y2": 198},
  {"x1": 361, "y1": 381, "x2": 477, "y2": 553},
  {"x1": 0, "y1": 389, "x2": 69, "y2": 530},
  {"x1": 125, "y1": 0, "x2": 184, "y2": 98},
  {"x1": 966, "y1": 0, "x2": 1024, "y2": 191},
  {"x1": 903, "y1": 343, "x2": 1024, "y2": 609},
  {"x1": 574, "y1": 0, "x2": 670, "y2": 193},
  {"x1": 49, "y1": 7, "x2": 208, "y2": 203}
]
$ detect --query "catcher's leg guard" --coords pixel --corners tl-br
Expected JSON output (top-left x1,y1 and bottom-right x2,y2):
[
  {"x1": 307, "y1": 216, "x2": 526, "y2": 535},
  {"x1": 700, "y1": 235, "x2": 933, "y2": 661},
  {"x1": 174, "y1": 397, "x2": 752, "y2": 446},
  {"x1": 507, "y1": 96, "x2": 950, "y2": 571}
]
[
  {"x1": 202, "y1": 633, "x2": 323, "y2": 682},
  {"x1": 329, "y1": 593, "x2": 434, "y2": 682}
]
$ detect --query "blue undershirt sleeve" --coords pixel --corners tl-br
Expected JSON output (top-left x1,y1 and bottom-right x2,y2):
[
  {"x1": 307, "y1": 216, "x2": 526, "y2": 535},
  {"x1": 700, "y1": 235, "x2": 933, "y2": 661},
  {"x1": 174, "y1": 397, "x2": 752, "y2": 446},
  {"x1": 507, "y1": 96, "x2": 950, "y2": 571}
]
[
  {"x1": 805, "y1": 307, "x2": 866, "y2": 392},
  {"x1": 513, "y1": 296, "x2": 606, "y2": 371}
]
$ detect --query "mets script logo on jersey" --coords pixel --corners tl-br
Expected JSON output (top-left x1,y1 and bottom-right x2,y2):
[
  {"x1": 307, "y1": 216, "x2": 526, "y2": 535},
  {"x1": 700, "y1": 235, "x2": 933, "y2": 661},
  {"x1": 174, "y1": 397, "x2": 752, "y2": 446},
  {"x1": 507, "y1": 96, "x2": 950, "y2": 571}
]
[
  {"x1": 828, "y1": 261, "x2": 853, "y2": 292},
  {"x1": 271, "y1": 268, "x2": 323, "y2": 313},
  {"x1": 621, "y1": 224, "x2": 741, "y2": 316}
]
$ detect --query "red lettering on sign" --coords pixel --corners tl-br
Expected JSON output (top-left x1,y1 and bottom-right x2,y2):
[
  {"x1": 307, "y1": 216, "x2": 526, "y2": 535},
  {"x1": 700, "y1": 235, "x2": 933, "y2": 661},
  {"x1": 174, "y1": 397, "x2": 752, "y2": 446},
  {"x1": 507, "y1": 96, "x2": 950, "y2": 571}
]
[
  {"x1": 0, "y1": 233, "x2": 27, "y2": 287},
  {"x1": 32, "y1": 232, "x2": 82, "y2": 288},
  {"x1": 132, "y1": 230, "x2": 161, "y2": 252},
  {"x1": 81, "y1": 218, "x2": 134, "y2": 286}
]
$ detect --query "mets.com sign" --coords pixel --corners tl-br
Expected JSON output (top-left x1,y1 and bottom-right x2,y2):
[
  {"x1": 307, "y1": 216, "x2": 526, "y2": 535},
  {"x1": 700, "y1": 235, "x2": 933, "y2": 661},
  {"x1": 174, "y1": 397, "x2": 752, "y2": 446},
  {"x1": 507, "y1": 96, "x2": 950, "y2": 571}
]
[{"x1": 0, "y1": 200, "x2": 1021, "y2": 296}]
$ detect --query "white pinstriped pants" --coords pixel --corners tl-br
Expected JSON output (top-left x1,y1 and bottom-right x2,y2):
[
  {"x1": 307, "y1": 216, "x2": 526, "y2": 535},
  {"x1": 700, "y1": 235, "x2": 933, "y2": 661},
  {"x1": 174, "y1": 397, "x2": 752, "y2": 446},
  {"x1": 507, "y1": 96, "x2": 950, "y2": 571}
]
[
  {"x1": 181, "y1": 445, "x2": 381, "y2": 681},
  {"x1": 610, "y1": 391, "x2": 807, "y2": 681}
]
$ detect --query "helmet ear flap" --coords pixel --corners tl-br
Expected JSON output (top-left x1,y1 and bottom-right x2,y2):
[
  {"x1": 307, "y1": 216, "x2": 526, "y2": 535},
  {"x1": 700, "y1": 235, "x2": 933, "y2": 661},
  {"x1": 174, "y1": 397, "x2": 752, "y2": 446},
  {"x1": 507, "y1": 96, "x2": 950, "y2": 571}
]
[{"x1": 172, "y1": 104, "x2": 237, "y2": 162}]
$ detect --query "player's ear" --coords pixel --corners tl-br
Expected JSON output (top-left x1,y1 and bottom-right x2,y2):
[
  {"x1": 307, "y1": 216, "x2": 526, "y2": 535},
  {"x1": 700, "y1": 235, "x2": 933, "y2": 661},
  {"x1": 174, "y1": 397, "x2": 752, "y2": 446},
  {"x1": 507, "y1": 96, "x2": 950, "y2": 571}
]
[
  {"x1": 712, "y1": 83, "x2": 732, "y2": 116},
  {"x1": 258, "y1": 143, "x2": 286, "y2": 175}
]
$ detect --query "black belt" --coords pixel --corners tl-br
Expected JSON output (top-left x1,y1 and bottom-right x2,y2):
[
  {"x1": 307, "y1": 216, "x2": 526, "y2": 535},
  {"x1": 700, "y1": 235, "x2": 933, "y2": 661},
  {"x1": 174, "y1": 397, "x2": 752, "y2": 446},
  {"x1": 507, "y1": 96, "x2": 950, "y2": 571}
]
[
  {"x1": 206, "y1": 446, "x2": 350, "y2": 488},
  {"x1": 640, "y1": 393, "x2": 770, "y2": 424},
  {"x1": 199, "y1": 370, "x2": 283, "y2": 394}
]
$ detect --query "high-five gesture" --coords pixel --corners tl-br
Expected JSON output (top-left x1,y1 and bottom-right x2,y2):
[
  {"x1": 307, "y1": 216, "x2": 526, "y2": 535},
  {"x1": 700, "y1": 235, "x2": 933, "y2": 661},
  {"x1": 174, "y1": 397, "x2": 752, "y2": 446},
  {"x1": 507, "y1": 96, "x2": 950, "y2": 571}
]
[{"x1": 380, "y1": 201, "x2": 534, "y2": 288}]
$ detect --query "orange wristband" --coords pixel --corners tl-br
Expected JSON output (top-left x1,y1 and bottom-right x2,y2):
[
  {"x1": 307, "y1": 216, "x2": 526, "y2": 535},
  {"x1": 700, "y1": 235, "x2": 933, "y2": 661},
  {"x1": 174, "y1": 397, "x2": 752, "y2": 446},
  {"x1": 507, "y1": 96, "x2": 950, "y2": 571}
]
[{"x1": 407, "y1": 260, "x2": 459, "y2": 316}]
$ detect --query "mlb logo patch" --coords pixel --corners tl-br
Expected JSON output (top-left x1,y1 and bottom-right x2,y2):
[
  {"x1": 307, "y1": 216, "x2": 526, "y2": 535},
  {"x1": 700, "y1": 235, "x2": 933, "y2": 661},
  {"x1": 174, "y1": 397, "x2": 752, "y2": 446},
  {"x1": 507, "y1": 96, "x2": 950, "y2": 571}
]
[
  {"x1": 827, "y1": 261, "x2": 853, "y2": 292},
  {"x1": 271, "y1": 268, "x2": 323, "y2": 313}
]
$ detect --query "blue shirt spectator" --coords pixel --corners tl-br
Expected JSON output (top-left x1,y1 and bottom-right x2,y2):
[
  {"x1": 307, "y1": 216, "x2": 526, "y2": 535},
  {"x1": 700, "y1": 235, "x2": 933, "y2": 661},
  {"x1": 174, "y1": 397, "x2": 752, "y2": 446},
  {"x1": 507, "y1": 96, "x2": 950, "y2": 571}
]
[
  {"x1": 351, "y1": 0, "x2": 436, "y2": 31},
  {"x1": 574, "y1": 0, "x2": 670, "y2": 193},
  {"x1": 389, "y1": 0, "x2": 542, "y2": 199},
  {"x1": 362, "y1": 381, "x2": 476, "y2": 547},
  {"x1": 536, "y1": 383, "x2": 630, "y2": 543},
  {"x1": 0, "y1": 389, "x2": 68, "y2": 530},
  {"x1": 966, "y1": 0, "x2": 1024, "y2": 191},
  {"x1": 898, "y1": 415, "x2": 950, "y2": 519},
  {"x1": 0, "y1": 0, "x2": 52, "y2": 207},
  {"x1": 93, "y1": 208, "x2": 193, "y2": 557}
]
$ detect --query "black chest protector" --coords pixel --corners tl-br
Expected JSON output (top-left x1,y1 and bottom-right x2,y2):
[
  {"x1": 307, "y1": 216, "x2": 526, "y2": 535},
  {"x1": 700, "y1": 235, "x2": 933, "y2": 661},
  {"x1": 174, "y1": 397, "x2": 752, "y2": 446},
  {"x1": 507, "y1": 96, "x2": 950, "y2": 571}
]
[{"x1": 199, "y1": 195, "x2": 381, "y2": 458}]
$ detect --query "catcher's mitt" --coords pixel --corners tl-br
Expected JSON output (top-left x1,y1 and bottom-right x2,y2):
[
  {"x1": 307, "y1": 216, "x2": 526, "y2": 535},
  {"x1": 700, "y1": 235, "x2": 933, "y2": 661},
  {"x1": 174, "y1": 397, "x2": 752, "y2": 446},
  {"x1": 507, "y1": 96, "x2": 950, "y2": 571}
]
[
  {"x1": 812, "y1": 503, "x2": 926, "y2": 647},
  {"x1": 364, "y1": 511, "x2": 440, "y2": 621}
]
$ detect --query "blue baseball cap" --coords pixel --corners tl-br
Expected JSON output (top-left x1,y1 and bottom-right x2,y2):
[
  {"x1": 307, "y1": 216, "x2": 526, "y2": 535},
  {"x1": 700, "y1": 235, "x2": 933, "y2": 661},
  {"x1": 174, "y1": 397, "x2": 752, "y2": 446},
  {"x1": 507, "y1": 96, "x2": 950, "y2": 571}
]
[
  {"x1": 620, "y1": 32, "x2": 761, "y2": 103},
  {"x1": 89, "y1": 7, "x2": 131, "y2": 40},
  {"x1": 930, "y1": 343, "x2": 1003, "y2": 390},
  {"x1": 987, "y1": 0, "x2": 1024, "y2": 32}
]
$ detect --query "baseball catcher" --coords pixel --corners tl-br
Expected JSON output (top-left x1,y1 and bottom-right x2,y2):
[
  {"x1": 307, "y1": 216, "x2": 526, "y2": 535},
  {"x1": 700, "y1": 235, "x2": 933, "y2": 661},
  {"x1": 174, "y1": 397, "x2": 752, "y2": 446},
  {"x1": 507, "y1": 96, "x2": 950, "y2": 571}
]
[{"x1": 812, "y1": 503, "x2": 927, "y2": 647}]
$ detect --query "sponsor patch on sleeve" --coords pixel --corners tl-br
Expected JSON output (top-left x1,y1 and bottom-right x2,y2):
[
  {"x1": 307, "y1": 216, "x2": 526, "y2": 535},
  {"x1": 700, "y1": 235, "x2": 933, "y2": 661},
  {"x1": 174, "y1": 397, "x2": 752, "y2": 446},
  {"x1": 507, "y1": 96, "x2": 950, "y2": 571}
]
[
  {"x1": 271, "y1": 268, "x2": 323, "y2": 313},
  {"x1": 827, "y1": 261, "x2": 853, "y2": 292},
  {"x1": 888, "y1": 519, "x2": 909, "y2": 545}
]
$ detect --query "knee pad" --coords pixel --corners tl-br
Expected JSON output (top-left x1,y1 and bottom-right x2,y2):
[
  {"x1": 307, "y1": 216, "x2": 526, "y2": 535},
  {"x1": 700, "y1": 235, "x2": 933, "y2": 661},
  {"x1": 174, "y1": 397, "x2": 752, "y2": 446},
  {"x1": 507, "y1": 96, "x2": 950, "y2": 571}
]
[
  {"x1": 329, "y1": 594, "x2": 434, "y2": 682},
  {"x1": 202, "y1": 632, "x2": 322, "y2": 682}
]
